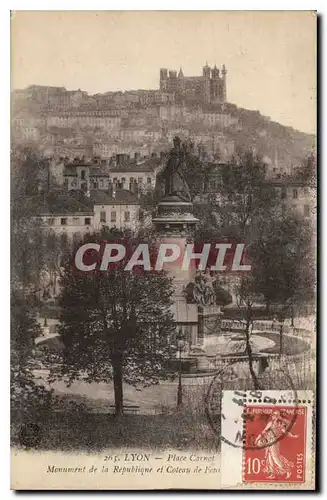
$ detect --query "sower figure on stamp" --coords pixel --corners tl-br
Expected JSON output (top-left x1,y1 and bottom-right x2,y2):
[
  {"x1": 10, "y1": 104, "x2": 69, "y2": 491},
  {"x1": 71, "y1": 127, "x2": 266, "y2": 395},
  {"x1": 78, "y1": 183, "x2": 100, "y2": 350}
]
[{"x1": 255, "y1": 411, "x2": 299, "y2": 480}]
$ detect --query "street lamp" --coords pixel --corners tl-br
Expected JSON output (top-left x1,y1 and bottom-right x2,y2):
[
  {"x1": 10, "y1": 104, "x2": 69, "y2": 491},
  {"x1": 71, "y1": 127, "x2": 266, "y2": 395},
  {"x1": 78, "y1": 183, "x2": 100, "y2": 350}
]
[{"x1": 176, "y1": 330, "x2": 186, "y2": 409}]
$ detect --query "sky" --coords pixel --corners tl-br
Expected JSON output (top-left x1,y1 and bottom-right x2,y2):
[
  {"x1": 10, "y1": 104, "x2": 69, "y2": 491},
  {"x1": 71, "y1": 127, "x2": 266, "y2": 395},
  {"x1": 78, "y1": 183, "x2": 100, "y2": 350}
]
[{"x1": 11, "y1": 11, "x2": 316, "y2": 134}]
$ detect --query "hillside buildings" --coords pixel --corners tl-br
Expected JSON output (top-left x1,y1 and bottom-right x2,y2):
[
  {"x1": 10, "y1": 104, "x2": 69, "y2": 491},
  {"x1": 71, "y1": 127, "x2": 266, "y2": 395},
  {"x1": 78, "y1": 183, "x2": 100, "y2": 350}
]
[
  {"x1": 12, "y1": 61, "x2": 314, "y2": 177},
  {"x1": 12, "y1": 63, "x2": 315, "y2": 231},
  {"x1": 35, "y1": 146, "x2": 315, "y2": 247},
  {"x1": 50, "y1": 154, "x2": 162, "y2": 194},
  {"x1": 11, "y1": 64, "x2": 239, "y2": 168},
  {"x1": 39, "y1": 186, "x2": 149, "y2": 237}
]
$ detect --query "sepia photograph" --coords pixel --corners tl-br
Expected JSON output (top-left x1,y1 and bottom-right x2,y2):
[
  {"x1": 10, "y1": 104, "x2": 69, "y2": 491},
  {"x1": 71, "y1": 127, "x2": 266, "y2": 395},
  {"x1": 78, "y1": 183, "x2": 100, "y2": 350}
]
[{"x1": 10, "y1": 10, "x2": 317, "y2": 490}]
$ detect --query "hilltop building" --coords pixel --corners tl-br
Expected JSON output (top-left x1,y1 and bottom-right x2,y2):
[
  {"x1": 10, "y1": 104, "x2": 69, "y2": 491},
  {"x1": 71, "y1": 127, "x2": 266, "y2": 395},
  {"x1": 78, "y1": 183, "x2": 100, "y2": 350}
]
[{"x1": 159, "y1": 63, "x2": 227, "y2": 104}]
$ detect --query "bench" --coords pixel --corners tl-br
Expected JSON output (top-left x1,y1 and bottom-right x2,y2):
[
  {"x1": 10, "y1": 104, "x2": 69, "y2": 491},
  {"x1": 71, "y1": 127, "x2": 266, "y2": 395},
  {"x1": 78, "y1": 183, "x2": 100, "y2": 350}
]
[{"x1": 108, "y1": 405, "x2": 140, "y2": 415}]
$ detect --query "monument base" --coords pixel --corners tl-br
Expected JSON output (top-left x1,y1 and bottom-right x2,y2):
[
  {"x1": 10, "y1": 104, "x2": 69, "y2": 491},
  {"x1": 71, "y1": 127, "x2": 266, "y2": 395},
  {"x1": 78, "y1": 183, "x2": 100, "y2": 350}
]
[{"x1": 198, "y1": 305, "x2": 223, "y2": 347}]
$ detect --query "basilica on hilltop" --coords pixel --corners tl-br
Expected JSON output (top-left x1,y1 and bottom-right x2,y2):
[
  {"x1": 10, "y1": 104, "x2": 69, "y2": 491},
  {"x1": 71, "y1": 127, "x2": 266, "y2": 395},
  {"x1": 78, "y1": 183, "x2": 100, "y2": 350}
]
[{"x1": 159, "y1": 63, "x2": 227, "y2": 104}]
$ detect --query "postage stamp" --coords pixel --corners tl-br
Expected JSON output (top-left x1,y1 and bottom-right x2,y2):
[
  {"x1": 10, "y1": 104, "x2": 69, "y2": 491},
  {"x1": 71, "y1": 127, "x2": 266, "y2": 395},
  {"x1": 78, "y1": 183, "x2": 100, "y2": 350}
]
[
  {"x1": 220, "y1": 390, "x2": 314, "y2": 490},
  {"x1": 243, "y1": 405, "x2": 307, "y2": 483}
]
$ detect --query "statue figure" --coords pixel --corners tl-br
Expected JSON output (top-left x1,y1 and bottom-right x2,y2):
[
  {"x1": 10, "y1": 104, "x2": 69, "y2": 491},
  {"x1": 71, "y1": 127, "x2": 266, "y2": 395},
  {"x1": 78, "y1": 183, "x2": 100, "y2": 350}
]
[
  {"x1": 184, "y1": 271, "x2": 233, "y2": 307},
  {"x1": 162, "y1": 136, "x2": 191, "y2": 202},
  {"x1": 192, "y1": 272, "x2": 216, "y2": 307}
]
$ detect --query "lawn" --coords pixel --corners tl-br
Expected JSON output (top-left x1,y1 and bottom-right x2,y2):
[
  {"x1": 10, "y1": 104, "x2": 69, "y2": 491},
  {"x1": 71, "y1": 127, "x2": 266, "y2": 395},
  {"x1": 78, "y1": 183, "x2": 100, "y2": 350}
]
[
  {"x1": 12, "y1": 409, "x2": 218, "y2": 453},
  {"x1": 218, "y1": 330, "x2": 310, "y2": 358},
  {"x1": 257, "y1": 330, "x2": 311, "y2": 355}
]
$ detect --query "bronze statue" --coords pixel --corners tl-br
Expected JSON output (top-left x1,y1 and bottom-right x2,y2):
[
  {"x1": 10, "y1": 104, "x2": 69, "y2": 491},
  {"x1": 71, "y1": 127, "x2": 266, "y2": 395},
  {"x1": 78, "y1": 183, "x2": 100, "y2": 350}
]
[
  {"x1": 162, "y1": 136, "x2": 191, "y2": 202},
  {"x1": 192, "y1": 272, "x2": 216, "y2": 307},
  {"x1": 184, "y1": 272, "x2": 216, "y2": 307}
]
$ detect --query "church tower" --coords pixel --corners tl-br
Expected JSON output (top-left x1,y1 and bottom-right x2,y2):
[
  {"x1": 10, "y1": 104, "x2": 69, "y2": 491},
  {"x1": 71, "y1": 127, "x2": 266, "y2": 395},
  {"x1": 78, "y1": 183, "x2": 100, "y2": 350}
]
[
  {"x1": 221, "y1": 64, "x2": 227, "y2": 102},
  {"x1": 160, "y1": 68, "x2": 168, "y2": 92},
  {"x1": 178, "y1": 67, "x2": 185, "y2": 97},
  {"x1": 211, "y1": 64, "x2": 220, "y2": 103},
  {"x1": 203, "y1": 62, "x2": 211, "y2": 103}
]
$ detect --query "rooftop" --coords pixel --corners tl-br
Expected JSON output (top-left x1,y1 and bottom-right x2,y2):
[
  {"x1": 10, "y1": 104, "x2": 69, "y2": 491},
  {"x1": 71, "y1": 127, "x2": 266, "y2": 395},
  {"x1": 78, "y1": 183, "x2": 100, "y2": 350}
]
[
  {"x1": 89, "y1": 166, "x2": 110, "y2": 177},
  {"x1": 110, "y1": 157, "x2": 162, "y2": 173},
  {"x1": 32, "y1": 189, "x2": 94, "y2": 215},
  {"x1": 26, "y1": 85, "x2": 67, "y2": 91},
  {"x1": 264, "y1": 177, "x2": 312, "y2": 187},
  {"x1": 90, "y1": 189, "x2": 139, "y2": 205}
]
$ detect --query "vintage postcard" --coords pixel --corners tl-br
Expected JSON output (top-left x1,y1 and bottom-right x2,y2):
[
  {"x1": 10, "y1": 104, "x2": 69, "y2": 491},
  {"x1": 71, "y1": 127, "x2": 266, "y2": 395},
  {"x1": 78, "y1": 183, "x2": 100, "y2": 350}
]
[{"x1": 10, "y1": 11, "x2": 317, "y2": 490}]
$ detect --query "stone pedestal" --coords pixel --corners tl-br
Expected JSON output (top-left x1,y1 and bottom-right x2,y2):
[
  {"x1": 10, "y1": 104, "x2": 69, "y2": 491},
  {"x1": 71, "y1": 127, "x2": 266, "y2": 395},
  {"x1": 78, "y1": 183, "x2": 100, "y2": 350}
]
[
  {"x1": 152, "y1": 195, "x2": 199, "y2": 237},
  {"x1": 198, "y1": 305, "x2": 223, "y2": 347}
]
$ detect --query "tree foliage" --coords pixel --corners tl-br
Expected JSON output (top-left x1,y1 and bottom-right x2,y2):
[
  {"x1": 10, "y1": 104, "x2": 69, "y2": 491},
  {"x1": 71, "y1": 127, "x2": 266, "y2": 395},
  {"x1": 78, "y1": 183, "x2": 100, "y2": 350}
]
[
  {"x1": 233, "y1": 275, "x2": 260, "y2": 389},
  {"x1": 56, "y1": 229, "x2": 177, "y2": 416},
  {"x1": 249, "y1": 213, "x2": 315, "y2": 316},
  {"x1": 218, "y1": 151, "x2": 278, "y2": 238},
  {"x1": 11, "y1": 289, "x2": 54, "y2": 433}
]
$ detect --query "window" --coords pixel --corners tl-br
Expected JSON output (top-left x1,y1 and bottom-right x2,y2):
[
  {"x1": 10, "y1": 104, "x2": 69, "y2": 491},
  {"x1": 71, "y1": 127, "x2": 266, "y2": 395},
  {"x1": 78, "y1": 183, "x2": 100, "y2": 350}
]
[
  {"x1": 292, "y1": 188, "x2": 298, "y2": 199},
  {"x1": 124, "y1": 211, "x2": 130, "y2": 222},
  {"x1": 48, "y1": 218, "x2": 55, "y2": 226},
  {"x1": 210, "y1": 181, "x2": 216, "y2": 190},
  {"x1": 281, "y1": 187, "x2": 287, "y2": 199},
  {"x1": 121, "y1": 177, "x2": 126, "y2": 183},
  {"x1": 147, "y1": 177, "x2": 152, "y2": 184},
  {"x1": 138, "y1": 177, "x2": 143, "y2": 184},
  {"x1": 111, "y1": 211, "x2": 117, "y2": 222},
  {"x1": 84, "y1": 217, "x2": 91, "y2": 225},
  {"x1": 60, "y1": 218, "x2": 67, "y2": 226},
  {"x1": 304, "y1": 205, "x2": 310, "y2": 217},
  {"x1": 139, "y1": 210, "x2": 144, "y2": 222},
  {"x1": 81, "y1": 170, "x2": 86, "y2": 180},
  {"x1": 100, "y1": 211, "x2": 106, "y2": 223},
  {"x1": 72, "y1": 217, "x2": 80, "y2": 225}
]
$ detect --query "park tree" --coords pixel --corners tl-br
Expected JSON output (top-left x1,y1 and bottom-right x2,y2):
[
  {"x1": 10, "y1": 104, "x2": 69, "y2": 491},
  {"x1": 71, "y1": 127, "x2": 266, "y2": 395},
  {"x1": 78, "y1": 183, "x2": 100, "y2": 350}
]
[
  {"x1": 248, "y1": 212, "x2": 315, "y2": 324},
  {"x1": 11, "y1": 147, "x2": 50, "y2": 211},
  {"x1": 11, "y1": 220, "x2": 46, "y2": 291},
  {"x1": 11, "y1": 147, "x2": 49, "y2": 291},
  {"x1": 181, "y1": 145, "x2": 212, "y2": 201},
  {"x1": 218, "y1": 151, "x2": 278, "y2": 239},
  {"x1": 11, "y1": 149, "x2": 48, "y2": 422},
  {"x1": 42, "y1": 231, "x2": 73, "y2": 298},
  {"x1": 218, "y1": 150, "x2": 315, "y2": 314},
  {"x1": 11, "y1": 147, "x2": 83, "y2": 297},
  {"x1": 56, "y1": 229, "x2": 177, "y2": 417},
  {"x1": 295, "y1": 153, "x2": 316, "y2": 187},
  {"x1": 216, "y1": 150, "x2": 315, "y2": 367},
  {"x1": 11, "y1": 289, "x2": 41, "y2": 380},
  {"x1": 233, "y1": 275, "x2": 260, "y2": 390},
  {"x1": 11, "y1": 288, "x2": 55, "y2": 447},
  {"x1": 192, "y1": 150, "x2": 279, "y2": 242}
]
